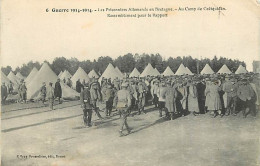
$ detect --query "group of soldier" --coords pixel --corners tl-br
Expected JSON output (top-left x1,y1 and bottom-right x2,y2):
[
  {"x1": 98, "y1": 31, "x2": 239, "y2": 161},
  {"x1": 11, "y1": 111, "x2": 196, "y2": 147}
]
[
  {"x1": 78, "y1": 72, "x2": 259, "y2": 137},
  {"x1": 1, "y1": 72, "x2": 259, "y2": 137}
]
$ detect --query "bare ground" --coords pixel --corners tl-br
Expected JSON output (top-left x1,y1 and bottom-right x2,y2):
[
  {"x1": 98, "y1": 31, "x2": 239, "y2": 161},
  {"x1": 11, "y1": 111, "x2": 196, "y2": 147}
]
[{"x1": 1, "y1": 102, "x2": 260, "y2": 166}]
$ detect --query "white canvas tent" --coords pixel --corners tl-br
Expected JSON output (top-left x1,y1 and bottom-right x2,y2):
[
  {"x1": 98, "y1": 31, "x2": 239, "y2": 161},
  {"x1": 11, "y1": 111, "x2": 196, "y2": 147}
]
[
  {"x1": 7, "y1": 71, "x2": 20, "y2": 85},
  {"x1": 71, "y1": 67, "x2": 90, "y2": 88},
  {"x1": 175, "y1": 64, "x2": 189, "y2": 75},
  {"x1": 99, "y1": 63, "x2": 123, "y2": 82},
  {"x1": 60, "y1": 70, "x2": 72, "y2": 81},
  {"x1": 129, "y1": 68, "x2": 140, "y2": 77},
  {"x1": 185, "y1": 67, "x2": 194, "y2": 75},
  {"x1": 200, "y1": 64, "x2": 214, "y2": 75},
  {"x1": 217, "y1": 64, "x2": 232, "y2": 74},
  {"x1": 1, "y1": 72, "x2": 11, "y2": 85},
  {"x1": 162, "y1": 67, "x2": 174, "y2": 76},
  {"x1": 58, "y1": 71, "x2": 63, "y2": 78},
  {"x1": 16, "y1": 72, "x2": 25, "y2": 80},
  {"x1": 235, "y1": 65, "x2": 247, "y2": 74},
  {"x1": 115, "y1": 66, "x2": 124, "y2": 78},
  {"x1": 140, "y1": 63, "x2": 157, "y2": 77},
  {"x1": 27, "y1": 63, "x2": 79, "y2": 99},
  {"x1": 25, "y1": 67, "x2": 38, "y2": 84},
  {"x1": 154, "y1": 68, "x2": 160, "y2": 76},
  {"x1": 88, "y1": 69, "x2": 99, "y2": 79}
]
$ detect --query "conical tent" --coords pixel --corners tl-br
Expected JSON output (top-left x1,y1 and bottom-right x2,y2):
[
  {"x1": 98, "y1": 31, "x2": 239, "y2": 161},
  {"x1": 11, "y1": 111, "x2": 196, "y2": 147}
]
[
  {"x1": 154, "y1": 68, "x2": 160, "y2": 76},
  {"x1": 60, "y1": 70, "x2": 72, "y2": 81},
  {"x1": 1, "y1": 72, "x2": 11, "y2": 85},
  {"x1": 71, "y1": 67, "x2": 90, "y2": 88},
  {"x1": 186, "y1": 67, "x2": 194, "y2": 75},
  {"x1": 115, "y1": 66, "x2": 124, "y2": 78},
  {"x1": 162, "y1": 67, "x2": 174, "y2": 76},
  {"x1": 58, "y1": 71, "x2": 63, "y2": 78},
  {"x1": 201, "y1": 64, "x2": 214, "y2": 75},
  {"x1": 140, "y1": 63, "x2": 157, "y2": 77},
  {"x1": 88, "y1": 69, "x2": 99, "y2": 78},
  {"x1": 217, "y1": 64, "x2": 232, "y2": 74},
  {"x1": 99, "y1": 63, "x2": 123, "y2": 82},
  {"x1": 25, "y1": 67, "x2": 38, "y2": 84},
  {"x1": 16, "y1": 72, "x2": 25, "y2": 80},
  {"x1": 175, "y1": 64, "x2": 188, "y2": 75},
  {"x1": 27, "y1": 63, "x2": 79, "y2": 99},
  {"x1": 129, "y1": 68, "x2": 140, "y2": 77},
  {"x1": 7, "y1": 71, "x2": 20, "y2": 85},
  {"x1": 235, "y1": 65, "x2": 247, "y2": 74}
]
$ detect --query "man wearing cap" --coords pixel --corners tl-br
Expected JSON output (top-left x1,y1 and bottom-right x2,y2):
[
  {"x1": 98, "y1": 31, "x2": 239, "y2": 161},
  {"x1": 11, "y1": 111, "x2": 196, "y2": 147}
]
[
  {"x1": 157, "y1": 81, "x2": 168, "y2": 118},
  {"x1": 104, "y1": 83, "x2": 115, "y2": 116},
  {"x1": 17, "y1": 79, "x2": 23, "y2": 103},
  {"x1": 165, "y1": 81, "x2": 177, "y2": 120},
  {"x1": 8, "y1": 81, "x2": 13, "y2": 94},
  {"x1": 20, "y1": 81, "x2": 27, "y2": 104},
  {"x1": 54, "y1": 78, "x2": 62, "y2": 104},
  {"x1": 76, "y1": 79, "x2": 82, "y2": 93},
  {"x1": 237, "y1": 78, "x2": 256, "y2": 118},
  {"x1": 1, "y1": 82, "x2": 8, "y2": 105},
  {"x1": 47, "y1": 82, "x2": 55, "y2": 110},
  {"x1": 151, "y1": 80, "x2": 159, "y2": 108},
  {"x1": 222, "y1": 76, "x2": 238, "y2": 116},
  {"x1": 113, "y1": 82, "x2": 132, "y2": 136},
  {"x1": 137, "y1": 80, "x2": 148, "y2": 115},
  {"x1": 40, "y1": 82, "x2": 47, "y2": 104},
  {"x1": 80, "y1": 84, "x2": 93, "y2": 127},
  {"x1": 90, "y1": 81, "x2": 103, "y2": 119},
  {"x1": 205, "y1": 78, "x2": 222, "y2": 117}
]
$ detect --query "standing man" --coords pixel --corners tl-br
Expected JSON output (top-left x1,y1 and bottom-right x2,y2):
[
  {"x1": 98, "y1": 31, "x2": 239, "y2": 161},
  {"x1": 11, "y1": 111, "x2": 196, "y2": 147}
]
[
  {"x1": 104, "y1": 83, "x2": 115, "y2": 116},
  {"x1": 76, "y1": 79, "x2": 82, "y2": 93},
  {"x1": 80, "y1": 84, "x2": 93, "y2": 127},
  {"x1": 40, "y1": 82, "x2": 47, "y2": 104},
  {"x1": 90, "y1": 81, "x2": 103, "y2": 119},
  {"x1": 47, "y1": 82, "x2": 55, "y2": 110},
  {"x1": 1, "y1": 82, "x2": 8, "y2": 105},
  {"x1": 222, "y1": 77, "x2": 238, "y2": 116},
  {"x1": 196, "y1": 78, "x2": 206, "y2": 114},
  {"x1": 54, "y1": 78, "x2": 62, "y2": 104},
  {"x1": 157, "y1": 81, "x2": 169, "y2": 118},
  {"x1": 237, "y1": 78, "x2": 256, "y2": 118},
  {"x1": 114, "y1": 83, "x2": 132, "y2": 137},
  {"x1": 8, "y1": 81, "x2": 13, "y2": 94},
  {"x1": 165, "y1": 81, "x2": 177, "y2": 120},
  {"x1": 20, "y1": 81, "x2": 27, "y2": 103},
  {"x1": 137, "y1": 80, "x2": 148, "y2": 115},
  {"x1": 151, "y1": 81, "x2": 159, "y2": 108}
]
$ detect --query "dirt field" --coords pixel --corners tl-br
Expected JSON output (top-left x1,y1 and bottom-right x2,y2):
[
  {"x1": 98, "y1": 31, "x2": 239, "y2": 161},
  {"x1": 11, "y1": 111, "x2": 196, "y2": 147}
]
[{"x1": 1, "y1": 101, "x2": 260, "y2": 166}]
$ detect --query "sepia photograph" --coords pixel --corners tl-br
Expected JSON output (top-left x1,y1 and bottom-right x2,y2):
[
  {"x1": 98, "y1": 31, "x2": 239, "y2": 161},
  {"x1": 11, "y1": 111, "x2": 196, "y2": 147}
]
[{"x1": 1, "y1": 0, "x2": 260, "y2": 165}]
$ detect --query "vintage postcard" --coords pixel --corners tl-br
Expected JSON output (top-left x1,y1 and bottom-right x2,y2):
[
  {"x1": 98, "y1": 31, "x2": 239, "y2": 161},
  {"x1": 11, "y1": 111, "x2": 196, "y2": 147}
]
[{"x1": 1, "y1": 0, "x2": 260, "y2": 166}]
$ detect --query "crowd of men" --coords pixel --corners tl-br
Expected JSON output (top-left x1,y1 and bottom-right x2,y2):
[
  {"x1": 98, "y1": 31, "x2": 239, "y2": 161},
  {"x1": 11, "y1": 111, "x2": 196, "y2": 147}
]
[
  {"x1": 79, "y1": 72, "x2": 259, "y2": 136},
  {"x1": 1, "y1": 72, "x2": 260, "y2": 137}
]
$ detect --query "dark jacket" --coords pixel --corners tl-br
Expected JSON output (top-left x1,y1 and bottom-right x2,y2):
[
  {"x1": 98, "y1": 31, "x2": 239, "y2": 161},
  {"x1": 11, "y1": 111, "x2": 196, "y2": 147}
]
[
  {"x1": 76, "y1": 80, "x2": 82, "y2": 93},
  {"x1": 80, "y1": 88, "x2": 92, "y2": 109},
  {"x1": 54, "y1": 82, "x2": 62, "y2": 98}
]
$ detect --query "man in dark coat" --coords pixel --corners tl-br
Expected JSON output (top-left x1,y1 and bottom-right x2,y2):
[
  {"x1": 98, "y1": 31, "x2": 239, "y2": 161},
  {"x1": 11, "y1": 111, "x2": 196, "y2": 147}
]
[
  {"x1": 54, "y1": 78, "x2": 62, "y2": 104},
  {"x1": 196, "y1": 79, "x2": 206, "y2": 114},
  {"x1": 1, "y1": 82, "x2": 8, "y2": 105},
  {"x1": 80, "y1": 84, "x2": 93, "y2": 127},
  {"x1": 76, "y1": 79, "x2": 82, "y2": 93}
]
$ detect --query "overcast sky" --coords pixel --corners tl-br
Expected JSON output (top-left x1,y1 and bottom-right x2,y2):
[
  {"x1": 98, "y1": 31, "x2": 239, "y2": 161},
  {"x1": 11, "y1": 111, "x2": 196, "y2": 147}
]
[{"x1": 1, "y1": 0, "x2": 260, "y2": 71}]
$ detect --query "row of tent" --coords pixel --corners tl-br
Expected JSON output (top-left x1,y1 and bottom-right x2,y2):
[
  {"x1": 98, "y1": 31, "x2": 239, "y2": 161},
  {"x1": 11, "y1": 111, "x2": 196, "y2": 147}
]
[
  {"x1": 1, "y1": 64, "x2": 102, "y2": 100},
  {"x1": 1, "y1": 62, "x2": 249, "y2": 100},
  {"x1": 128, "y1": 63, "x2": 248, "y2": 77}
]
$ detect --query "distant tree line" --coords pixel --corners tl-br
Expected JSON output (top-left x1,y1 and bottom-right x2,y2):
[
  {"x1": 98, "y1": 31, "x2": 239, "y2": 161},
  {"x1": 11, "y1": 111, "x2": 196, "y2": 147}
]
[{"x1": 1, "y1": 53, "x2": 246, "y2": 76}]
